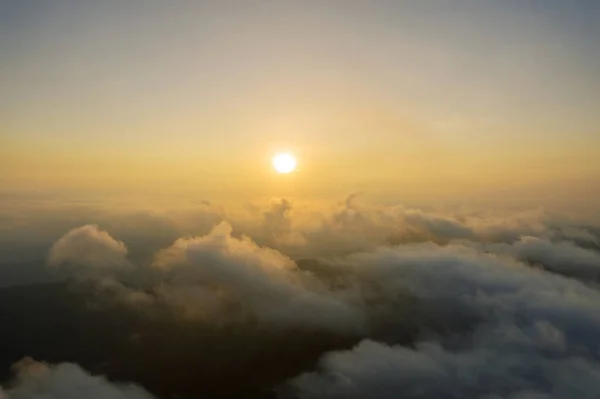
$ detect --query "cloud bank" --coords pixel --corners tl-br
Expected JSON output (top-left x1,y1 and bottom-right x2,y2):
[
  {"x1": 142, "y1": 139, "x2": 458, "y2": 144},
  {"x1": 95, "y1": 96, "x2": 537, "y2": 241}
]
[
  {"x1": 5, "y1": 194, "x2": 600, "y2": 398},
  {"x1": 474, "y1": 236, "x2": 600, "y2": 282},
  {"x1": 289, "y1": 244, "x2": 600, "y2": 398}
]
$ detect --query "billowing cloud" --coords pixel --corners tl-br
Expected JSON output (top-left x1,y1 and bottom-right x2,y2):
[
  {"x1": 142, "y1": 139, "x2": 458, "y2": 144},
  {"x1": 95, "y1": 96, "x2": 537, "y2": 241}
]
[
  {"x1": 47, "y1": 224, "x2": 130, "y2": 270},
  {"x1": 1, "y1": 358, "x2": 154, "y2": 399},
  {"x1": 291, "y1": 338, "x2": 600, "y2": 399},
  {"x1": 10, "y1": 192, "x2": 595, "y2": 270},
  {"x1": 288, "y1": 242, "x2": 600, "y2": 398},
  {"x1": 462, "y1": 236, "x2": 600, "y2": 282},
  {"x1": 45, "y1": 225, "x2": 152, "y2": 306},
  {"x1": 402, "y1": 209, "x2": 474, "y2": 240},
  {"x1": 259, "y1": 198, "x2": 307, "y2": 247},
  {"x1": 500, "y1": 236, "x2": 600, "y2": 281},
  {"x1": 48, "y1": 221, "x2": 365, "y2": 333},
  {"x1": 151, "y1": 221, "x2": 365, "y2": 333},
  {"x1": 251, "y1": 195, "x2": 567, "y2": 258}
]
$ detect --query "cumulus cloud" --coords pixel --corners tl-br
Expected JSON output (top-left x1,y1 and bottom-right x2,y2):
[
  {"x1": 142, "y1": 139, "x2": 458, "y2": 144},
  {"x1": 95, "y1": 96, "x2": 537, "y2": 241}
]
[
  {"x1": 47, "y1": 225, "x2": 130, "y2": 270},
  {"x1": 151, "y1": 221, "x2": 365, "y2": 332},
  {"x1": 1, "y1": 357, "x2": 154, "y2": 399},
  {"x1": 288, "y1": 242, "x2": 600, "y2": 398},
  {"x1": 48, "y1": 221, "x2": 365, "y2": 333}
]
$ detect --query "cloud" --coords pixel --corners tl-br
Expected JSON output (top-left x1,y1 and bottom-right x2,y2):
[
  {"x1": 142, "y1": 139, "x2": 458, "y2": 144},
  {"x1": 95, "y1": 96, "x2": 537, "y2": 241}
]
[
  {"x1": 556, "y1": 226, "x2": 599, "y2": 248},
  {"x1": 35, "y1": 196, "x2": 600, "y2": 398},
  {"x1": 9, "y1": 191, "x2": 600, "y2": 397},
  {"x1": 48, "y1": 221, "x2": 365, "y2": 333},
  {"x1": 47, "y1": 224, "x2": 130, "y2": 270},
  {"x1": 290, "y1": 338, "x2": 600, "y2": 399},
  {"x1": 248, "y1": 195, "x2": 567, "y2": 259},
  {"x1": 1, "y1": 357, "x2": 154, "y2": 399},
  {"x1": 46, "y1": 225, "x2": 154, "y2": 306},
  {"x1": 151, "y1": 221, "x2": 365, "y2": 333},
  {"x1": 401, "y1": 209, "x2": 475, "y2": 241},
  {"x1": 11, "y1": 193, "x2": 600, "y2": 398},
  {"x1": 260, "y1": 198, "x2": 307, "y2": 247},
  {"x1": 510, "y1": 236, "x2": 600, "y2": 281},
  {"x1": 288, "y1": 242, "x2": 600, "y2": 398},
  {"x1": 341, "y1": 244, "x2": 600, "y2": 349},
  {"x1": 8, "y1": 190, "x2": 595, "y2": 269},
  {"x1": 460, "y1": 208, "x2": 550, "y2": 243},
  {"x1": 287, "y1": 196, "x2": 406, "y2": 257},
  {"x1": 463, "y1": 236, "x2": 600, "y2": 282}
]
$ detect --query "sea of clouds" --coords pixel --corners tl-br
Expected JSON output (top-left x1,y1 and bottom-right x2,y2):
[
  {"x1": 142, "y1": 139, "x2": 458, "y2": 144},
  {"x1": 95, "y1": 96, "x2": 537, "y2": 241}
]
[{"x1": 1, "y1": 193, "x2": 600, "y2": 398}]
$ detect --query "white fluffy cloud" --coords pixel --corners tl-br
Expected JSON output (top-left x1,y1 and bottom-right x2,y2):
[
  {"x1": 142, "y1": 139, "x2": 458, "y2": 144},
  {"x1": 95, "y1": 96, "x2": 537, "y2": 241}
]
[{"x1": 0, "y1": 358, "x2": 154, "y2": 399}]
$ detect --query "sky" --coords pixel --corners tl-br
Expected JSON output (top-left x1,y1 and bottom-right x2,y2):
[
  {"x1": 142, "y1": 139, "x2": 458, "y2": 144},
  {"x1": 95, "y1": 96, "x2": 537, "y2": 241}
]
[{"x1": 2, "y1": 0, "x2": 600, "y2": 206}]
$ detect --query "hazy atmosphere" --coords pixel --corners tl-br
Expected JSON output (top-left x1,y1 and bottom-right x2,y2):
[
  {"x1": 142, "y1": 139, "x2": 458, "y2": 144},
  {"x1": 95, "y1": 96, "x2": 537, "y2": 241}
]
[{"x1": 1, "y1": 1, "x2": 600, "y2": 398}]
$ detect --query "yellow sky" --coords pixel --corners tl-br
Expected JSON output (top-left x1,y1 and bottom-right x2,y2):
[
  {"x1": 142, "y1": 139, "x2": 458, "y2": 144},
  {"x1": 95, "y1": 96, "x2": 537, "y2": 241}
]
[{"x1": 2, "y1": 1, "x2": 599, "y2": 206}]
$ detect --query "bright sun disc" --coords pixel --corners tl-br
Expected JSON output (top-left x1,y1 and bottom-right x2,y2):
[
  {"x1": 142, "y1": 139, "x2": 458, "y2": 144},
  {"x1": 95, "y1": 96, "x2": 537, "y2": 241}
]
[{"x1": 272, "y1": 152, "x2": 297, "y2": 174}]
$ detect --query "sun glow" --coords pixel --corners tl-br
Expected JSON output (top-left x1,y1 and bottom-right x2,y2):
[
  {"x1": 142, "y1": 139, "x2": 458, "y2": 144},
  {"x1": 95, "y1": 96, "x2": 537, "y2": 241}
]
[{"x1": 272, "y1": 152, "x2": 297, "y2": 174}]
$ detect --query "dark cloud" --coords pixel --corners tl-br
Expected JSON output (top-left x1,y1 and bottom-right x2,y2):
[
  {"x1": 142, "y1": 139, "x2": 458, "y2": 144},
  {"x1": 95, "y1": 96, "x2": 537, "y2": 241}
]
[
  {"x1": 1, "y1": 358, "x2": 155, "y2": 399},
  {"x1": 290, "y1": 338, "x2": 600, "y2": 399},
  {"x1": 289, "y1": 243, "x2": 600, "y2": 398}
]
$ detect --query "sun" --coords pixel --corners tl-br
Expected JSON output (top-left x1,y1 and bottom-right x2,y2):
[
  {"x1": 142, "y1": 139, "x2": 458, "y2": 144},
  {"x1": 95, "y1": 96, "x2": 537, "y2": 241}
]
[{"x1": 272, "y1": 152, "x2": 297, "y2": 174}]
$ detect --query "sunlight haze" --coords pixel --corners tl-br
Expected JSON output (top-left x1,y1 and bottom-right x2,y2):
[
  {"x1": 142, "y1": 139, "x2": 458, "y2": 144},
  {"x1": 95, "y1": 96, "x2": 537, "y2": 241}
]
[{"x1": 2, "y1": 1, "x2": 599, "y2": 208}]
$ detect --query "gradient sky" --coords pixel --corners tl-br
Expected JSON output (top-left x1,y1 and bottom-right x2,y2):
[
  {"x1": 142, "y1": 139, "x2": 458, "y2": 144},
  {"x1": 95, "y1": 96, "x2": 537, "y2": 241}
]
[{"x1": 2, "y1": 0, "x2": 600, "y2": 205}]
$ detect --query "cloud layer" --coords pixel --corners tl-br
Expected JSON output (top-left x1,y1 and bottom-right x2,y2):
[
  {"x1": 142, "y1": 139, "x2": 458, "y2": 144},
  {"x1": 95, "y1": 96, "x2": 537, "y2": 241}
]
[
  {"x1": 289, "y1": 244, "x2": 600, "y2": 398},
  {"x1": 475, "y1": 236, "x2": 600, "y2": 282},
  {"x1": 5, "y1": 194, "x2": 600, "y2": 398}
]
